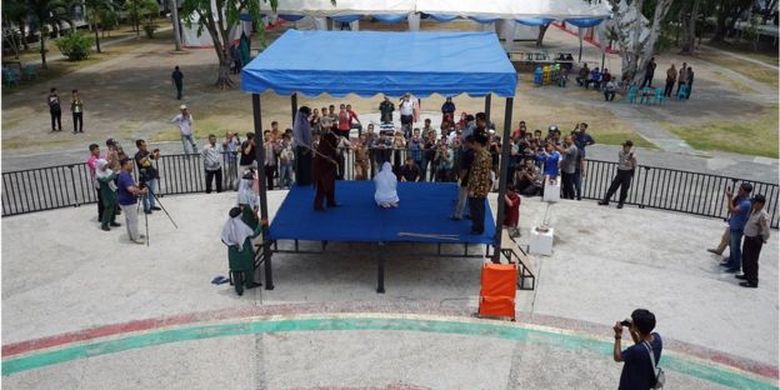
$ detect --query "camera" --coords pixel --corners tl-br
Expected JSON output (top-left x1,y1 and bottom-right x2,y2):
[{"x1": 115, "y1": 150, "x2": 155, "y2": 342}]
[{"x1": 620, "y1": 319, "x2": 632, "y2": 327}]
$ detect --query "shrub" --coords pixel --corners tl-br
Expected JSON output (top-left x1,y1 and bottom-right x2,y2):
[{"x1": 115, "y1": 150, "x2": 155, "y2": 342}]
[
  {"x1": 143, "y1": 23, "x2": 158, "y2": 39},
  {"x1": 55, "y1": 32, "x2": 94, "y2": 61}
]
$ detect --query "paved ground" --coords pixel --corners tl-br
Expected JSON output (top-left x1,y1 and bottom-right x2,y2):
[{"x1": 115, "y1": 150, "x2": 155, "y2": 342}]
[{"x1": 2, "y1": 191, "x2": 777, "y2": 388}]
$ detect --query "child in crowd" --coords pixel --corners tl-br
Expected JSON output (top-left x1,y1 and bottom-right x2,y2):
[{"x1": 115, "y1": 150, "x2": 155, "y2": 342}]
[{"x1": 503, "y1": 185, "x2": 521, "y2": 237}]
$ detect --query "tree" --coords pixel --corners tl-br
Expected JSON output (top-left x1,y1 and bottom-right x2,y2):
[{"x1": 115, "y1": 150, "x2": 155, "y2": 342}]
[
  {"x1": 2, "y1": 0, "x2": 28, "y2": 58},
  {"x1": 179, "y1": 0, "x2": 334, "y2": 89},
  {"x1": 27, "y1": 0, "x2": 74, "y2": 68},
  {"x1": 711, "y1": 0, "x2": 752, "y2": 42},
  {"x1": 536, "y1": 24, "x2": 550, "y2": 47},
  {"x1": 604, "y1": 0, "x2": 676, "y2": 84},
  {"x1": 680, "y1": 0, "x2": 703, "y2": 54},
  {"x1": 82, "y1": 0, "x2": 117, "y2": 53}
]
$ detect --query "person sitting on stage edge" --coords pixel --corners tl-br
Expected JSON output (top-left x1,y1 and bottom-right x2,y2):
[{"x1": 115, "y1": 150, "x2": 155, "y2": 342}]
[
  {"x1": 375, "y1": 162, "x2": 400, "y2": 208},
  {"x1": 467, "y1": 131, "x2": 492, "y2": 235},
  {"x1": 221, "y1": 206, "x2": 262, "y2": 295},
  {"x1": 313, "y1": 130, "x2": 340, "y2": 211}
]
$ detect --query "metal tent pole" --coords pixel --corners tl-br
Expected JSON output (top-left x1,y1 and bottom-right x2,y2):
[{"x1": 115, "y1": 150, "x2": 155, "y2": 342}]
[
  {"x1": 253, "y1": 93, "x2": 274, "y2": 289},
  {"x1": 493, "y1": 97, "x2": 514, "y2": 261},
  {"x1": 291, "y1": 93, "x2": 298, "y2": 127},
  {"x1": 484, "y1": 93, "x2": 492, "y2": 122}
]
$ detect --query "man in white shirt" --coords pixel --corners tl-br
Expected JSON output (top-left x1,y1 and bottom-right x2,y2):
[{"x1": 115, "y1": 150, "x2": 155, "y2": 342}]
[
  {"x1": 171, "y1": 105, "x2": 198, "y2": 154},
  {"x1": 202, "y1": 134, "x2": 223, "y2": 193},
  {"x1": 399, "y1": 94, "x2": 414, "y2": 137}
]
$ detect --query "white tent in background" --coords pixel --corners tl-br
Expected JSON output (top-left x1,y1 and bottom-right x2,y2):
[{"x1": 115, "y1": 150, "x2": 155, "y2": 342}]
[
  {"x1": 264, "y1": 0, "x2": 611, "y2": 50},
  {"x1": 180, "y1": 0, "x2": 254, "y2": 48}
]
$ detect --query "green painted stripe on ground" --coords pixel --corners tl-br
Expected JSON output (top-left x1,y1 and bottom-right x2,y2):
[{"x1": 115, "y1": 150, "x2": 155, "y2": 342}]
[{"x1": 3, "y1": 317, "x2": 776, "y2": 389}]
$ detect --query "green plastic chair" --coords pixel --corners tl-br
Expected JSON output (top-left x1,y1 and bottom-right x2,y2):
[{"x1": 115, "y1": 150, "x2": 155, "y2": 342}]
[
  {"x1": 2, "y1": 68, "x2": 18, "y2": 87},
  {"x1": 23, "y1": 65, "x2": 37, "y2": 80}
]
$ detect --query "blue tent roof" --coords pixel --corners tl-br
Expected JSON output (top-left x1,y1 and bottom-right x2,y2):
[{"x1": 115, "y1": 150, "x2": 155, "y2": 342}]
[{"x1": 241, "y1": 30, "x2": 517, "y2": 97}]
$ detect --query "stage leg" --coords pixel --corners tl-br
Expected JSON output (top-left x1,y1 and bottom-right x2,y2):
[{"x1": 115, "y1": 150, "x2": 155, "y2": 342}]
[
  {"x1": 264, "y1": 243, "x2": 274, "y2": 290},
  {"x1": 377, "y1": 253, "x2": 386, "y2": 294}
]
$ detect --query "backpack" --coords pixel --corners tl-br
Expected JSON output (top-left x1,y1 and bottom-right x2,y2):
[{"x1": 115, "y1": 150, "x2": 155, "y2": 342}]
[{"x1": 642, "y1": 340, "x2": 665, "y2": 389}]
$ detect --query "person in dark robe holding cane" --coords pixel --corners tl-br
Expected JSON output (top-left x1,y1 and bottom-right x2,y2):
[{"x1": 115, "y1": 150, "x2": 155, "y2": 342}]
[
  {"x1": 313, "y1": 130, "x2": 340, "y2": 211},
  {"x1": 293, "y1": 106, "x2": 313, "y2": 186}
]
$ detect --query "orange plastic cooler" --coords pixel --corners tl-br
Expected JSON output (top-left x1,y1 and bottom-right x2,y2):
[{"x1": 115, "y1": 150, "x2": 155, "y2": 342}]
[{"x1": 478, "y1": 262, "x2": 517, "y2": 320}]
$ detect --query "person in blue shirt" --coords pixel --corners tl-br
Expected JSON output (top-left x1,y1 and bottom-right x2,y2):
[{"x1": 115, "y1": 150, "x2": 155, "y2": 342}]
[
  {"x1": 613, "y1": 309, "x2": 663, "y2": 390},
  {"x1": 116, "y1": 158, "x2": 148, "y2": 244},
  {"x1": 587, "y1": 67, "x2": 602, "y2": 90},
  {"x1": 721, "y1": 182, "x2": 753, "y2": 273},
  {"x1": 536, "y1": 142, "x2": 561, "y2": 185}
]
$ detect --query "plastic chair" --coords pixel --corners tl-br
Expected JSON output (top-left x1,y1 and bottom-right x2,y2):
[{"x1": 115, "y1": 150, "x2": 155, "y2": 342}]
[
  {"x1": 654, "y1": 87, "x2": 665, "y2": 104},
  {"x1": 677, "y1": 84, "x2": 689, "y2": 101},
  {"x1": 23, "y1": 64, "x2": 37, "y2": 80},
  {"x1": 639, "y1": 87, "x2": 654, "y2": 104},
  {"x1": 2, "y1": 68, "x2": 17, "y2": 87},
  {"x1": 627, "y1": 85, "x2": 638, "y2": 104},
  {"x1": 543, "y1": 65, "x2": 551, "y2": 85}
]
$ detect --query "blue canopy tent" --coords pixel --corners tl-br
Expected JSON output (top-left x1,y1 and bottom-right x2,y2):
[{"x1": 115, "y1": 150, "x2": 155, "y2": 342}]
[{"x1": 241, "y1": 30, "x2": 518, "y2": 292}]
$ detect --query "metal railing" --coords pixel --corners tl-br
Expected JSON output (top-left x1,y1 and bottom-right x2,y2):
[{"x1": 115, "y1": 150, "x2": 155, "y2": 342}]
[{"x1": 2, "y1": 151, "x2": 777, "y2": 228}]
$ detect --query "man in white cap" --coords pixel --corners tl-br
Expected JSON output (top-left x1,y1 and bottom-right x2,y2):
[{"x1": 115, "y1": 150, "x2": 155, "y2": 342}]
[{"x1": 171, "y1": 104, "x2": 197, "y2": 154}]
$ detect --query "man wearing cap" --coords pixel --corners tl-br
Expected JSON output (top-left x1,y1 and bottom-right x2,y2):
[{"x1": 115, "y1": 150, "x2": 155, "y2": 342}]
[
  {"x1": 598, "y1": 140, "x2": 637, "y2": 209},
  {"x1": 171, "y1": 105, "x2": 197, "y2": 154}
]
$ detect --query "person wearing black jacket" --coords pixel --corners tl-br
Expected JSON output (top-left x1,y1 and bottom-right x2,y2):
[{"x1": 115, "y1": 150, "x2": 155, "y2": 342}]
[{"x1": 48, "y1": 88, "x2": 62, "y2": 131}]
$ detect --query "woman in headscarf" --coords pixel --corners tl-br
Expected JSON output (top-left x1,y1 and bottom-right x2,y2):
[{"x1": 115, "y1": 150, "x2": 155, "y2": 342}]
[
  {"x1": 313, "y1": 130, "x2": 340, "y2": 211},
  {"x1": 221, "y1": 206, "x2": 262, "y2": 296},
  {"x1": 96, "y1": 159, "x2": 121, "y2": 231},
  {"x1": 293, "y1": 106, "x2": 313, "y2": 186},
  {"x1": 237, "y1": 169, "x2": 259, "y2": 229},
  {"x1": 374, "y1": 162, "x2": 399, "y2": 208}
]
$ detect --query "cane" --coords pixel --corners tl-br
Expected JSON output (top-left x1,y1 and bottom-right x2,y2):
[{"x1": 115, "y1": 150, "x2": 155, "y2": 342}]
[
  {"x1": 148, "y1": 190, "x2": 178, "y2": 229},
  {"x1": 144, "y1": 204, "x2": 150, "y2": 247}
]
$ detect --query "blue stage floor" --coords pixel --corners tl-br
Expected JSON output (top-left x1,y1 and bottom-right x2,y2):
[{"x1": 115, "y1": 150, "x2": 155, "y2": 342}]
[{"x1": 268, "y1": 181, "x2": 495, "y2": 245}]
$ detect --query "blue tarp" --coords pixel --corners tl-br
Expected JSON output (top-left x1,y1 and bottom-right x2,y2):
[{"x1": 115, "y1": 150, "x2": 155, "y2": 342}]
[
  {"x1": 565, "y1": 17, "x2": 605, "y2": 28},
  {"x1": 516, "y1": 17, "x2": 555, "y2": 27},
  {"x1": 241, "y1": 30, "x2": 517, "y2": 97},
  {"x1": 373, "y1": 14, "x2": 407, "y2": 23},
  {"x1": 427, "y1": 13, "x2": 459, "y2": 22}
]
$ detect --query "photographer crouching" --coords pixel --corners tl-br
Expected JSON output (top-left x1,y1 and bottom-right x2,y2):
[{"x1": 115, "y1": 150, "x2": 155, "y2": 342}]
[{"x1": 613, "y1": 309, "x2": 664, "y2": 389}]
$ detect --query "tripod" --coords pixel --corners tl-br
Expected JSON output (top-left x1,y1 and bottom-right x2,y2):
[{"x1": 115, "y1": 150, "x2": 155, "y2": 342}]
[
  {"x1": 137, "y1": 189, "x2": 179, "y2": 247},
  {"x1": 147, "y1": 190, "x2": 178, "y2": 229}
]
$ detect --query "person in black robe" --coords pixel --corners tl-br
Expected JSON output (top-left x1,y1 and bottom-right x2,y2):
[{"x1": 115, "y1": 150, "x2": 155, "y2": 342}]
[{"x1": 313, "y1": 131, "x2": 339, "y2": 211}]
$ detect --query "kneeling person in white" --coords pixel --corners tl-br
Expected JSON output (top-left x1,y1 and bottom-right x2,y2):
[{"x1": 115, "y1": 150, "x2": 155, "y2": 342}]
[{"x1": 374, "y1": 162, "x2": 399, "y2": 208}]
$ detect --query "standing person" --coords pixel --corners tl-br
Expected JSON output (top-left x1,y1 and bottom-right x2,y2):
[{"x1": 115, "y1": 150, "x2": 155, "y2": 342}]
[
  {"x1": 278, "y1": 134, "x2": 295, "y2": 188},
  {"x1": 557, "y1": 136, "x2": 578, "y2": 199},
  {"x1": 737, "y1": 194, "x2": 770, "y2": 288},
  {"x1": 573, "y1": 123, "x2": 594, "y2": 201},
  {"x1": 263, "y1": 130, "x2": 277, "y2": 190},
  {"x1": 337, "y1": 104, "x2": 351, "y2": 138},
  {"x1": 221, "y1": 207, "x2": 262, "y2": 295},
  {"x1": 116, "y1": 158, "x2": 147, "y2": 244},
  {"x1": 223, "y1": 131, "x2": 241, "y2": 187},
  {"x1": 312, "y1": 131, "x2": 339, "y2": 211},
  {"x1": 707, "y1": 194, "x2": 741, "y2": 256},
  {"x1": 171, "y1": 66, "x2": 184, "y2": 100},
  {"x1": 399, "y1": 94, "x2": 414, "y2": 134},
  {"x1": 613, "y1": 309, "x2": 663, "y2": 390},
  {"x1": 379, "y1": 96, "x2": 395, "y2": 123},
  {"x1": 86, "y1": 143, "x2": 104, "y2": 221},
  {"x1": 408, "y1": 128, "x2": 424, "y2": 169},
  {"x1": 202, "y1": 134, "x2": 223, "y2": 194},
  {"x1": 237, "y1": 170, "x2": 259, "y2": 229},
  {"x1": 71, "y1": 89, "x2": 84, "y2": 133},
  {"x1": 96, "y1": 159, "x2": 121, "y2": 231},
  {"x1": 48, "y1": 88, "x2": 62, "y2": 132},
  {"x1": 598, "y1": 140, "x2": 636, "y2": 209},
  {"x1": 640, "y1": 57, "x2": 656, "y2": 88},
  {"x1": 664, "y1": 64, "x2": 677, "y2": 97},
  {"x1": 293, "y1": 106, "x2": 313, "y2": 186},
  {"x1": 238, "y1": 132, "x2": 256, "y2": 184},
  {"x1": 441, "y1": 97, "x2": 456, "y2": 126},
  {"x1": 171, "y1": 105, "x2": 197, "y2": 154},
  {"x1": 134, "y1": 139, "x2": 161, "y2": 214},
  {"x1": 466, "y1": 132, "x2": 492, "y2": 235},
  {"x1": 537, "y1": 142, "x2": 561, "y2": 186},
  {"x1": 346, "y1": 104, "x2": 362, "y2": 135},
  {"x1": 503, "y1": 185, "x2": 521, "y2": 237},
  {"x1": 676, "y1": 63, "x2": 688, "y2": 96},
  {"x1": 721, "y1": 183, "x2": 753, "y2": 273},
  {"x1": 353, "y1": 134, "x2": 370, "y2": 180},
  {"x1": 685, "y1": 67, "x2": 695, "y2": 99}
]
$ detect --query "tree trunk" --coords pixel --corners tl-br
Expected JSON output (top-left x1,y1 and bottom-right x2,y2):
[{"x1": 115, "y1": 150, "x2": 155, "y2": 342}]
[
  {"x1": 216, "y1": 58, "x2": 233, "y2": 89},
  {"x1": 40, "y1": 33, "x2": 47, "y2": 69},
  {"x1": 170, "y1": 0, "x2": 182, "y2": 51},
  {"x1": 712, "y1": 0, "x2": 729, "y2": 42},
  {"x1": 681, "y1": 0, "x2": 702, "y2": 54},
  {"x1": 535, "y1": 24, "x2": 550, "y2": 47},
  {"x1": 94, "y1": 26, "x2": 102, "y2": 53}
]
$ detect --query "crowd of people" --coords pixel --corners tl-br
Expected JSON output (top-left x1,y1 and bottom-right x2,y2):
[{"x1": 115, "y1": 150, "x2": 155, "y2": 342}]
[{"x1": 574, "y1": 58, "x2": 695, "y2": 101}]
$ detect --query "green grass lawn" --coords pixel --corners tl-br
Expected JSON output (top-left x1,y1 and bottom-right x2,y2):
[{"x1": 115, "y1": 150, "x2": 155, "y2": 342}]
[
  {"x1": 597, "y1": 132, "x2": 657, "y2": 150},
  {"x1": 666, "y1": 105, "x2": 779, "y2": 158}
]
